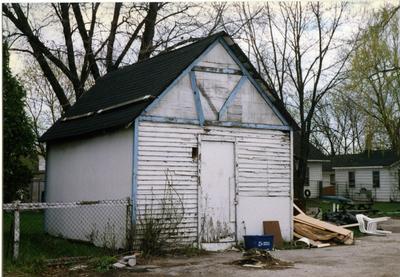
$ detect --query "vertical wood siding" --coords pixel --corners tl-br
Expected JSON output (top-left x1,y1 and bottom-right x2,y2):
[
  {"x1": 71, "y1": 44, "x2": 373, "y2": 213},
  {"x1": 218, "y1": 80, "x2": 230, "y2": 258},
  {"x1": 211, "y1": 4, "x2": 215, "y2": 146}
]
[{"x1": 136, "y1": 121, "x2": 291, "y2": 243}]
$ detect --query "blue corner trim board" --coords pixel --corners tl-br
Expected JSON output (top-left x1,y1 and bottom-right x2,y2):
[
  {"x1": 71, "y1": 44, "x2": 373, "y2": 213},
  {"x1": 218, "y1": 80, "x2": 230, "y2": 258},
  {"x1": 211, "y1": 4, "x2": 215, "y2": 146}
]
[
  {"x1": 141, "y1": 40, "x2": 219, "y2": 116},
  {"x1": 218, "y1": 75, "x2": 247, "y2": 120},
  {"x1": 218, "y1": 38, "x2": 289, "y2": 126},
  {"x1": 131, "y1": 118, "x2": 139, "y2": 225},
  {"x1": 189, "y1": 71, "x2": 205, "y2": 126}
]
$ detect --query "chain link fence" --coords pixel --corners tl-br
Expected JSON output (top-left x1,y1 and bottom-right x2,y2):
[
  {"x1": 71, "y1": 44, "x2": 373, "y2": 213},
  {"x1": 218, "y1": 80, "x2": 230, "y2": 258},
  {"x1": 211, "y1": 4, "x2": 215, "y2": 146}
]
[
  {"x1": 335, "y1": 183, "x2": 377, "y2": 200},
  {"x1": 3, "y1": 198, "x2": 133, "y2": 262}
]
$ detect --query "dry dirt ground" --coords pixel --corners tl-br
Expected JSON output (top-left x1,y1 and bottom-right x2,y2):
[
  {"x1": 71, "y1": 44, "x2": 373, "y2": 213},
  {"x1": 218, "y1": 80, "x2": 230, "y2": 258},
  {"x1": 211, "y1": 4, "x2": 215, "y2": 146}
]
[{"x1": 68, "y1": 219, "x2": 400, "y2": 277}]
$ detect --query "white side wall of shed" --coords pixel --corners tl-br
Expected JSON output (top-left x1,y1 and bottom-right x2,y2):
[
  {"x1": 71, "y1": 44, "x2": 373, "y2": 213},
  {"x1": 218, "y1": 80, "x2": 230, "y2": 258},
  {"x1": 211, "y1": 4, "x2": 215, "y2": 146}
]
[
  {"x1": 136, "y1": 121, "x2": 292, "y2": 242},
  {"x1": 334, "y1": 166, "x2": 399, "y2": 202},
  {"x1": 45, "y1": 128, "x2": 133, "y2": 248}
]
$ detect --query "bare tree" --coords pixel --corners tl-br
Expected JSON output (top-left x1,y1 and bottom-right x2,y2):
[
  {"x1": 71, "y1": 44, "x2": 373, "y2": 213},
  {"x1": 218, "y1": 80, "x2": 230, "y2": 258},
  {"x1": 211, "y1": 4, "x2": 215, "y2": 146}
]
[
  {"x1": 237, "y1": 2, "x2": 355, "y2": 199},
  {"x1": 2, "y1": 3, "x2": 228, "y2": 113},
  {"x1": 312, "y1": 93, "x2": 365, "y2": 156}
]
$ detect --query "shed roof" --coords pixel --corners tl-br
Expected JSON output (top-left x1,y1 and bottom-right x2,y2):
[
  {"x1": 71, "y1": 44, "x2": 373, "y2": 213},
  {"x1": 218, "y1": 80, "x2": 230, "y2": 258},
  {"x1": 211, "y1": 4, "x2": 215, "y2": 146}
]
[
  {"x1": 332, "y1": 149, "x2": 400, "y2": 168},
  {"x1": 40, "y1": 32, "x2": 298, "y2": 142}
]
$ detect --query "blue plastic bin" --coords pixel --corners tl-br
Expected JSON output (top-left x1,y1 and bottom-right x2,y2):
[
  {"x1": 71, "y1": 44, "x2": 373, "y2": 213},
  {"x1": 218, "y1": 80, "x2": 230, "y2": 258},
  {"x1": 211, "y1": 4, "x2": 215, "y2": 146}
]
[{"x1": 243, "y1": 235, "x2": 274, "y2": 250}]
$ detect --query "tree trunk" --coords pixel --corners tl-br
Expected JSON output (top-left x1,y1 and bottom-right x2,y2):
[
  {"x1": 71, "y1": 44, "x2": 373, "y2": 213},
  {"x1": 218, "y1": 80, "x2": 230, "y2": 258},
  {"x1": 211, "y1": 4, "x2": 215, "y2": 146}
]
[{"x1": 138, "y1": 2, "x2": 159, "y2": 61}]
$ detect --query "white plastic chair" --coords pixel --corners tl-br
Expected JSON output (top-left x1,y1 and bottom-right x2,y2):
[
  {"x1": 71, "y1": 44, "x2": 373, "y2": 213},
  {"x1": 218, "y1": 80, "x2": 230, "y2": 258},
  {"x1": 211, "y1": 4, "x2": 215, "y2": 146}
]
[{"x1": 356, "y1": 214, "x2": 392, "y2": 236}]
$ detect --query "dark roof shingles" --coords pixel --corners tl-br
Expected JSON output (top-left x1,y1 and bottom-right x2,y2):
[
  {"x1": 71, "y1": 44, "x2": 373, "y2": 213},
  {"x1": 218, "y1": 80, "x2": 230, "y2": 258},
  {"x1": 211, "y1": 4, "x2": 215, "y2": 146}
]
[
  {"x1": 332, "y1": 149, "x2": 400, "y2": 167},
  {"x1": 40, "y1": 32, "x2": 297, "y2": 142}
]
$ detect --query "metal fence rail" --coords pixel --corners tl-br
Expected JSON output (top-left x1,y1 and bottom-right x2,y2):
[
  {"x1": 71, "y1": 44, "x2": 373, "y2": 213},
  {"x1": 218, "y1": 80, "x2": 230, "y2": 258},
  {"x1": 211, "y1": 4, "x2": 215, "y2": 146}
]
[{"x1": 3, "y1": 198, "x2": 132, "y2": 261}]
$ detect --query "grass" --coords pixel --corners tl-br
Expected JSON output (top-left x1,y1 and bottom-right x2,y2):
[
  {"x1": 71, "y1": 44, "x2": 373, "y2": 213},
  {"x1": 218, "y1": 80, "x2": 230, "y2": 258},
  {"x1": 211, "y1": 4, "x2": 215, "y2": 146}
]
[
  {"x1": 306, "y1": 199, "x2": 400, "y2": 216},
  {"x1": 3, "y1": 211, "x2": 115, "y2": 274}
]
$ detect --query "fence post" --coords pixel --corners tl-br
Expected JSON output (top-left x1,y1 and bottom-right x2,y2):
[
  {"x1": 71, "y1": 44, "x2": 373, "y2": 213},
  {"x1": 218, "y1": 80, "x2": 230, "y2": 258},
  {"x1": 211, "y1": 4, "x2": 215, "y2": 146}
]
[
  {"x1": 13, "y1": 200, "x2": 21, "y2": 261},
  {"x1": 126, "y1": 197, "x2": 133, "y2": 250}
]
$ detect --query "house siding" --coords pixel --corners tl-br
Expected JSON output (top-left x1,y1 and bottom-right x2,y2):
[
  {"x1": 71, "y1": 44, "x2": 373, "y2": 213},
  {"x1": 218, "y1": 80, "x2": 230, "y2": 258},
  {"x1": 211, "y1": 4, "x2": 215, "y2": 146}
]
[
  {"x1": 136, "y1": 121, "x2": 292, "y2": 242},
  {"x1": 334, "y1": 166, "x2": 400, "y2": 202},
  {"x1": 304, "y1": 162, "x2": 323, "y2": 198}
]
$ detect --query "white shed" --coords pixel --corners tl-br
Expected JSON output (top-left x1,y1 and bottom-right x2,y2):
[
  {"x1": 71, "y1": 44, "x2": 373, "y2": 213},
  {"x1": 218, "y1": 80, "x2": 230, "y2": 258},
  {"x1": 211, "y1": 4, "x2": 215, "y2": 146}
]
[{"x1": 40, "y1": 32, "x2": 297, "y2": 250}]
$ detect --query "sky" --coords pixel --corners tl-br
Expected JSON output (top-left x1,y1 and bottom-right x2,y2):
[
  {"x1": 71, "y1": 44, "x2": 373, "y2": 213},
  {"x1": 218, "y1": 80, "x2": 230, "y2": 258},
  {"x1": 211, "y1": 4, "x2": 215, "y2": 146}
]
[{"x1": 5, "y1": 0, "x2": 398, "y2": 76}]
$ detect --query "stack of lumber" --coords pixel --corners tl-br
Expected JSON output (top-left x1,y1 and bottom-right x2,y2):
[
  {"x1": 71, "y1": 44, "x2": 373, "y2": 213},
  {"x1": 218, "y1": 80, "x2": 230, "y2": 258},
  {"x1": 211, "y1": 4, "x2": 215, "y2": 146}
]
[{"x1": 294, "y1": 204, "x2": 354, "y2": 246}]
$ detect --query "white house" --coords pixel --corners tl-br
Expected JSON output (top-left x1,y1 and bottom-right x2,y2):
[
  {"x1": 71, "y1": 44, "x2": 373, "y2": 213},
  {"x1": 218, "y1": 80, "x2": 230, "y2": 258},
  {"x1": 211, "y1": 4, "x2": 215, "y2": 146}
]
[
  {"x1": 332, "y1": 150, "x2": 400, "y2": 202},
  {"x1": 40, "y1": 32, "x2": 297, "y2": 250},
  {"x1": 293, "y1": 136, "x2": 330, "y2": 198}
]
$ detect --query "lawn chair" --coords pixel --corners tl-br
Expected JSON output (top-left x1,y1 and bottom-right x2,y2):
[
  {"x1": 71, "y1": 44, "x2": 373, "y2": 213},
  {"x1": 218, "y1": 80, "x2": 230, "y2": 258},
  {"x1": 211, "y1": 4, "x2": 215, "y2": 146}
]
[{"x1": 355, "y1": 214, "x2": 392, "y2": 236}]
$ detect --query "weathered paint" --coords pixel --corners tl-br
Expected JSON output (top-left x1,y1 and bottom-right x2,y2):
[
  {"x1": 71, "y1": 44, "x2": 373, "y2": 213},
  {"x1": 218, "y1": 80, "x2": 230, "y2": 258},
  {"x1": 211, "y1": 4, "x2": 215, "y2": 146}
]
[
  {"x1": 218, "y1": 76, "x2": 247, "y2": 120},
  {"x1": 236, "y1": 197, "x2": 292, "y2": 241},
  {"x1": 135, "y1": 121, "x2": 291, "y2": 243},
  {"x1": 45, "y1": 128, "x2": 133, "y2": 248},
  {"x1": 197, "y1": 42, "x2": 240, "y2": 69},
  {"x1": 145, "y1": 41, "x2": 287, "y2": 127},
  {"x1": 218, "y1": 38, "x2": 288, "y2": 126},
  {"x1": 131, "y1": 118, "x2": 139, "y2": 224},
  {"x1": 190, "y1": 71, "x2": 205, "y2": 125},
  {"x1": 196, "y1": 71, "x2": 242, "y2": 121},
  {"x1": 140, "y1": 115, "x2": 290, "y2": 131},
  {"x1": 334, "y1": 165, "x2": 400, "y2": 202},
  {"x1": 199, "y1": 140, "x2": 235, "y2": 244}
]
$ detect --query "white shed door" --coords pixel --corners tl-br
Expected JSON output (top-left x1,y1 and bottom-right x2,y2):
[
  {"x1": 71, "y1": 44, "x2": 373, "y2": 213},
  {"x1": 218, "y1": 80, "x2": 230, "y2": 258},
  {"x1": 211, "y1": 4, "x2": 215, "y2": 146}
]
[{"x1": 200, "y1": 141, "x2": 236, "y2": 243}]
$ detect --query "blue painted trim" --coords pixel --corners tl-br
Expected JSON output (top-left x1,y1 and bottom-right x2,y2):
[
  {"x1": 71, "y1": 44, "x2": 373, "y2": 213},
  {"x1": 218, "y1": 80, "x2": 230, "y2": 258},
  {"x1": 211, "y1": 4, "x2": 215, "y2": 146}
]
[
  {"x1": 43, "y1": 144, "x2": 50, "y2": 231},
  {"x1": 141, "y1": 40, "x2": 220, "y2": 116},
  {"x1": 131, "y1": 118, "x2": 139, "y2": 225},
  {"x1": 44, "y1": 145, "x2": 49, "y2": 203},
  {"x1": 140, "y1": 115, "x2": 200, "y2": 125},
  {"x1": 140, "y1": 115, "x2": 290, "y2": 131},
  {"x1": 218, "y1": 75, "x2": 247, "y2": 120},
  {"x1": 189, "y1": 71, "x2": 205, "y2": 126},
  {"x1": 208, "y1": 120, "x2": 291, "y2": 131},
  {"x1": 218, "y1": 38, "x2": 289, "y2": 126}
]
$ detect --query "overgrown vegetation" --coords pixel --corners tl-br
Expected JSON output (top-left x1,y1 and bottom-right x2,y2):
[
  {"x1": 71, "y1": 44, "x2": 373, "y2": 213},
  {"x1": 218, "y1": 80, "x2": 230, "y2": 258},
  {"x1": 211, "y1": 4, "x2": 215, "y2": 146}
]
[
  {"x1": 2, "y1": 211, "x2": 114, "y2": 274},
  {"x1": 138, "y1": 170, "x2": 185, "y2": 257},
  {"x1": 3, "y1": 43, "x2": 37, "y2": 202}
]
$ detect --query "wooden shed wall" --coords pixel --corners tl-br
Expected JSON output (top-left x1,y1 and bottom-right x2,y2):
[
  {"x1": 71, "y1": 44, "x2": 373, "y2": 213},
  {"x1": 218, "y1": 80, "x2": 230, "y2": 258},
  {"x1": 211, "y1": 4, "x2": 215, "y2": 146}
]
[{"x1": 135, "y1": 121, "x2": 291, "y2": 242}]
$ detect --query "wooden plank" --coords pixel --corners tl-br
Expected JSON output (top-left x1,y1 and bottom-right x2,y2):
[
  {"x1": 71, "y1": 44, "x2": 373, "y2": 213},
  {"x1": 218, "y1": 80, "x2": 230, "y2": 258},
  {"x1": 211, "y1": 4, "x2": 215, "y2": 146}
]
[
  {"x1": 263, "y1": 221, "x2": 283, "y2": 247},
  {"x1": 294, "y1": 213, "x2": 352, "y2": 236},
  {"x1": 192, "y1": 65, "x2": 242, "y2": 75}
]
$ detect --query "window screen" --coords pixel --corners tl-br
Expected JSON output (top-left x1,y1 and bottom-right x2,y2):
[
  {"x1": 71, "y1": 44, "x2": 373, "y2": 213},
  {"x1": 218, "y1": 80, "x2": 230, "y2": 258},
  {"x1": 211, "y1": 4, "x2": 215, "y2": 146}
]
[
  {"x1": 373, "y1": 171, "x2": 380, "y2": 188},
  {"x1": 348, "y1": 172, "x2": 355, "y2": 188}
]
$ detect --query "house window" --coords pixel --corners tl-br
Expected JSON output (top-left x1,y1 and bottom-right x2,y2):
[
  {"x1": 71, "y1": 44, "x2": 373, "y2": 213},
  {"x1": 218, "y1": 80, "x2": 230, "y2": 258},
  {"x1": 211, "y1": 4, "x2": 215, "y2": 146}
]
[
  {"x1": 348, "y1": 171, "x2": 355, "y2": 188},
  {"x1": 398, "y1": 169, "x2": 400, "y2": 190},
  {"x1": 330, "y1": 173, "x2": 335, "y2": 185},
  {"x1": 305, "y1": 167, "x2": 310, "y2": 186},
  {"x1": 373, "y1": 171, "x2": 380, "y2": 188}
]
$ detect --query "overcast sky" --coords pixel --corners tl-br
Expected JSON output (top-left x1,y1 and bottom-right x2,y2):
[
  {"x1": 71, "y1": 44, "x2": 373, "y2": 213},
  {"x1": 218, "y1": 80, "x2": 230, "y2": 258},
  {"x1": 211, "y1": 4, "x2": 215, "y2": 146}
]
[{"x1": 5, "y1": 0, "x2": 397, "y2": 75}]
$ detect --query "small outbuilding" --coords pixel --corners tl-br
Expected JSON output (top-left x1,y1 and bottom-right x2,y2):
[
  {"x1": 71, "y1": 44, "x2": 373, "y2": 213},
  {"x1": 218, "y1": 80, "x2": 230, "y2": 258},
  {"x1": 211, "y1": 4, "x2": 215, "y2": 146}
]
[{"x1": 40, "y1": 32, "x2": 297, "y2": 250}]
